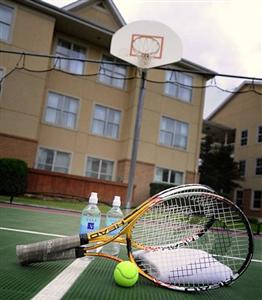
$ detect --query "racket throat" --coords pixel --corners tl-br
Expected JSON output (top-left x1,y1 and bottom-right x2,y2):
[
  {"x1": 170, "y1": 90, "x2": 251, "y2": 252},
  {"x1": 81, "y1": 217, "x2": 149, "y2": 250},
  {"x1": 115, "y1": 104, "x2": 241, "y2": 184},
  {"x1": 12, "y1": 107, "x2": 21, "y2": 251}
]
[{"x1": 79, "y1": 233, "x2": 89, "y2": 245}]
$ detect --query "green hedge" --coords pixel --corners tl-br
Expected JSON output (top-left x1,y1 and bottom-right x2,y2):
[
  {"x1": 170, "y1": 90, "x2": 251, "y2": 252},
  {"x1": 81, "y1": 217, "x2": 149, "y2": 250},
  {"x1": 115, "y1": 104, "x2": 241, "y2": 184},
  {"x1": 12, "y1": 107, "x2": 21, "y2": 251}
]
[
  {"x1": 0, "y1": 158, "x2": 28, "y2": 203},
  {"x1": 149, "y1": 182, "x2": 176, "y2": 196}
]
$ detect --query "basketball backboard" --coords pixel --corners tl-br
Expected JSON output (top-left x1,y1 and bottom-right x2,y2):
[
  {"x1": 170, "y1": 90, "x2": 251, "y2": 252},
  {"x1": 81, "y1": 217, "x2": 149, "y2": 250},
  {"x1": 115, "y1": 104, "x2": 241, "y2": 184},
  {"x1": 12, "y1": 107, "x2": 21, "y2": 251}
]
[{"x1": 110, "y1": 20, "x2": 182, "y2": 69}]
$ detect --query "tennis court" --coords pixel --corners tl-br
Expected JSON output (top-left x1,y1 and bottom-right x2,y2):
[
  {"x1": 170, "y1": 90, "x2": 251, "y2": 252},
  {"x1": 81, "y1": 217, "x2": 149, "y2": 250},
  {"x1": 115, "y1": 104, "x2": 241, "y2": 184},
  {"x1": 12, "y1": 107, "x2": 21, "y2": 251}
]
[{"x1": 0, "y1": 203, "x2": 261, "y2": 300}]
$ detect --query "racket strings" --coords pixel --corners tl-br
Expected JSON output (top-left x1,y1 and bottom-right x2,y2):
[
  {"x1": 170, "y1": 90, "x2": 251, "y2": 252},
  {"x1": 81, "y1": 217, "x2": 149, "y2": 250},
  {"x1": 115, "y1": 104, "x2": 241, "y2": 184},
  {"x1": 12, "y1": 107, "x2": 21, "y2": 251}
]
[
  {"x1": 131, "y1": 193, "x2": 252, "y2": 289},
  {"x1": 193, "y1": 198, "x2": 249, "y2": 272}
]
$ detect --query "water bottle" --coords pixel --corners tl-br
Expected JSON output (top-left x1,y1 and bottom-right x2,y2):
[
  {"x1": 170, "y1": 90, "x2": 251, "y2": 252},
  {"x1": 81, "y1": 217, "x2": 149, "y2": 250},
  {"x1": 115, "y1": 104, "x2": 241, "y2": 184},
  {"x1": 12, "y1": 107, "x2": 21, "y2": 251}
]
[
  {"x1": 80, "y1": 192, "x2": 101, "y2": 235},
  {"x1": 102, "y1": 196, "x2": 124, "y2": 256}
]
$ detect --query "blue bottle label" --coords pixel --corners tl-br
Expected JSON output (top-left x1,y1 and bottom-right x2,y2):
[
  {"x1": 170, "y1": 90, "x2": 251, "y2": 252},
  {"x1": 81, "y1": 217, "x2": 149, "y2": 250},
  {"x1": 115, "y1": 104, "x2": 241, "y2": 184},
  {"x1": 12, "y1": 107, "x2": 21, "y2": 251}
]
[
  {"x1": 87, "y1": 222, "x2": 95, "y2": 230},
  {"x1": 80, "y1": 215, "x2": 100, "y2": 234},
  {"x1": 87, "y1": 216, "x2": 100, "y2": 232}
]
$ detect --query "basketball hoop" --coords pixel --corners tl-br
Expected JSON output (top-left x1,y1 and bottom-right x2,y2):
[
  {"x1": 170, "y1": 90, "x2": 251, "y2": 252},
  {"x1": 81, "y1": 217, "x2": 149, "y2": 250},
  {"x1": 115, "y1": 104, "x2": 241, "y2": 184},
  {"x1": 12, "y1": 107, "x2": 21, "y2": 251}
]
[
  {"x1": 110, "y1": 20, "x2": 182, "y2": 69},
  {"x1": 130, "y1": 35, "x2": 162, "y2": 68}
]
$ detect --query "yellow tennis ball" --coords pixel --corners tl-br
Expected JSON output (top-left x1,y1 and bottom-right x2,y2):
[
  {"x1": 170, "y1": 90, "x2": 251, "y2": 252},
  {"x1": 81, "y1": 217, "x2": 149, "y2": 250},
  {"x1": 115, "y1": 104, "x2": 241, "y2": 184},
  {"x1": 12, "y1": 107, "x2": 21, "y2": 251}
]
[{"x1": 114, "y1": 261, "x2": 139, "y2": 287}]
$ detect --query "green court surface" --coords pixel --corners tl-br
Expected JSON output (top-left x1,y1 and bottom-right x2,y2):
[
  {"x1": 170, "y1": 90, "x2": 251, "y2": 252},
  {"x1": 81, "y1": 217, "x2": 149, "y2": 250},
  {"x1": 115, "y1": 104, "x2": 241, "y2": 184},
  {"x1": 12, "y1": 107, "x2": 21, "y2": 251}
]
[{"x1": 0, "y1": 205, "x2": 261, "y2": 300}]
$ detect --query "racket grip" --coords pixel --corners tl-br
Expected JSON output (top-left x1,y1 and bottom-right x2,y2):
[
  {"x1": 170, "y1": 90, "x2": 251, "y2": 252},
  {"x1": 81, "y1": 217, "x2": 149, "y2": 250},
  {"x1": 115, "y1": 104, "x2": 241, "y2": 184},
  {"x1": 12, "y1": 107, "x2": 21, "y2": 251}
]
[{"x1": 16, "y1": 235, "x2": 81, "y2": 265}]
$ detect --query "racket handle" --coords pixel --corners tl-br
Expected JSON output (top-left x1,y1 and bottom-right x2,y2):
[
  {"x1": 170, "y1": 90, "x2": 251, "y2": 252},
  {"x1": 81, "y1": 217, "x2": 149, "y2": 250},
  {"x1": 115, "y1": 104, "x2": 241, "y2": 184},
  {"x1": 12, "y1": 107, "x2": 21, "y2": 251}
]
[{"x1": 16, "y1": 235, "x2": 81, "y2": 265}]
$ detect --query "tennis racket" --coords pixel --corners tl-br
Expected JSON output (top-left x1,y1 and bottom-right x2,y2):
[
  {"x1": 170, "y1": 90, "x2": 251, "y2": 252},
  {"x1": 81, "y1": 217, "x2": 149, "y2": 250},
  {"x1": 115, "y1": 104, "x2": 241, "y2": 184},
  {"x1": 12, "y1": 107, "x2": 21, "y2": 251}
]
[{"x1": 16, "y1": 184, "x2": 253, "y2": 292}]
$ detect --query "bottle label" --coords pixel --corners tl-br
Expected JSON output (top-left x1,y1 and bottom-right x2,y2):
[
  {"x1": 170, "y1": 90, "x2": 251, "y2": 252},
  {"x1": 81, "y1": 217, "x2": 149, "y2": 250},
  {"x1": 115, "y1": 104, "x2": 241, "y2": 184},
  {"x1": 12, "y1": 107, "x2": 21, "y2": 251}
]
[
  {"x1": 87, "y1": 216, "x2": 100, "y2": 232},
  {"x1": 80, "y1": 215, "x2": 100, "y2": 234},
  {"x1": 106, "y1": 217, "x2": 121, "y2": 236}
]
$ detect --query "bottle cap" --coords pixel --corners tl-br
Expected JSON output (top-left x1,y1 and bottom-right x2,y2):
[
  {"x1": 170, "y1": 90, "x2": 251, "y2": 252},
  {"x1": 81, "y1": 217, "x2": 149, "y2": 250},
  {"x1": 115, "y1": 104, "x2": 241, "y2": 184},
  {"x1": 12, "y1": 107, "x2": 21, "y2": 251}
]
[
  {"x1": 89, "y1": 192, "x2": 98, "y2": 204},
  {"x1": 112, "y1": 196, "x2": 121, "y2": 207}
]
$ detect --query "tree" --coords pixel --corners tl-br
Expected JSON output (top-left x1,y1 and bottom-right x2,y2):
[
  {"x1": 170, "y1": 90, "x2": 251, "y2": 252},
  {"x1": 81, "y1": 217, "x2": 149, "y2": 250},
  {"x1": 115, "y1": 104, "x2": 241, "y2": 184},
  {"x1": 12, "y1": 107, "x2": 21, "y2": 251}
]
[
  {"x1": 0, "y1": 158, "x2": 28, "y2": 203},
  {"x1": 199, "y1": 135, "x2": 241, "y2": 198}
]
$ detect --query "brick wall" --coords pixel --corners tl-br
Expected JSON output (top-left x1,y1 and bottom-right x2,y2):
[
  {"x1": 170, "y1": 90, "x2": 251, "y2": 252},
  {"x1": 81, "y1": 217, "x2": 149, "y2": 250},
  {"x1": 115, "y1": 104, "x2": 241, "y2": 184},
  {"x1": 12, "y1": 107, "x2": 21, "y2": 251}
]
[
  {"x1": 117, "y1": 159, "x2": 155, "y2": 205},
  {"x1": 0, "y1": 133, "x2": 37, "y2": 167},
  {"x1": 133, "y1": 161, "x2": 155, "y2": 204},
  {"x1": 185, "y1": 170, "x2": 199, "y2": 183}
]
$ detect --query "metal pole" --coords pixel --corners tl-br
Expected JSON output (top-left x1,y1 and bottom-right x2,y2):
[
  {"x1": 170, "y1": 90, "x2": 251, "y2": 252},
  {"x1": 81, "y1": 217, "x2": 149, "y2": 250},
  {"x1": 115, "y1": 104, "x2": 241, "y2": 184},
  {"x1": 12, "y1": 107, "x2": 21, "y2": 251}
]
[{"x1": 125, "y1": 70, "x2": 147, "y2": 209}]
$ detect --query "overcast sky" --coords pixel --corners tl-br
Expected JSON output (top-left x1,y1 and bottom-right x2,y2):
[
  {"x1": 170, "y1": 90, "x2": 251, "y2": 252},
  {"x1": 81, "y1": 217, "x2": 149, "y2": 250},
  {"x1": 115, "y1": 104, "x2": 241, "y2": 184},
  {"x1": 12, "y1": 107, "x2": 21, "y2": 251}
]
[{"x1": 43, "y1": 0, "x2": 262, "y2": 118}]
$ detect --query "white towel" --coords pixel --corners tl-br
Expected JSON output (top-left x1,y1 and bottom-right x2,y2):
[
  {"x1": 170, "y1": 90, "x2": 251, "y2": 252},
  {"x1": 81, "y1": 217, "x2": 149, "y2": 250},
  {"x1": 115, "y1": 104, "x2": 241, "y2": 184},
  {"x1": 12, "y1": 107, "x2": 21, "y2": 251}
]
[{"x1": 133, "y1": 248, "x2": 233, "y2": 284}]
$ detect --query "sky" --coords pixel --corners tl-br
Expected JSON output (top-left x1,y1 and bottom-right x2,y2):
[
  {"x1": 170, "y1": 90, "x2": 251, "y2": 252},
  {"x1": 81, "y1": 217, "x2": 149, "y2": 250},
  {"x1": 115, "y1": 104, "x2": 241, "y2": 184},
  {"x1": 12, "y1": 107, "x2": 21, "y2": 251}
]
[{"x1": 42, "y1": 0, "x2": 262, "y2": 118}]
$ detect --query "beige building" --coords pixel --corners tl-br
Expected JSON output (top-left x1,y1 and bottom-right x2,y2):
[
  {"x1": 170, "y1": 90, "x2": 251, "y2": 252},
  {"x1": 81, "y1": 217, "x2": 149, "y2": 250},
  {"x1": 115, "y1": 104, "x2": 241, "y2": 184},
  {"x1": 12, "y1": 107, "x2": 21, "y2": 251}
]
[
  {"x1": 0, "y1": 0, "x2": 214, "y2": 205},
  {"x1": 207, "y1": 82, "x2": 262, "y2": 219}
]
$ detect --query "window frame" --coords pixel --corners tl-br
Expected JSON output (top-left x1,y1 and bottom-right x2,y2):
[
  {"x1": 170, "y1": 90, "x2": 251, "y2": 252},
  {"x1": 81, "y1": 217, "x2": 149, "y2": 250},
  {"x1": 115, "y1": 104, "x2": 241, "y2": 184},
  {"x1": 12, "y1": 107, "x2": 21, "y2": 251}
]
[
  {"x1": 255, "y1": 158, "x2": 262, "y2": 175},
  {"x1": 251, "y1": 190, "x2": 262, "y2": 210},
  {"x1": 257, "y1": 125, "x2": 262, "y2": 143},
  {"x1": 240, "y1": 129, "x2": 248, "y2": 146},
  {"x1": 43, "y1": 91, "x2": 80, "y2": 130},
  {"x1": 35, "y1": 146, "x2": 72, "y2": 174},
  {"x1": 159, "y1": 116, "x2": 189, "y2": 150},
  {"x1": 54, "y1": 38, "x2": 86, "y2": 74},
  {"x1": 98, "y1": 54, "x2": 127, "y2": 89},
  {"x1": 85, "y1": 156, "x2": 114, "y2": 181},
  {"x1": 154, "y1": 167, "x2": 184, "y2": 185},
  {"x1": 164, "y1": 70, "x2": 193, "y2": 103},
  {"x1": 0, "y1": 2, "x2": 14, "y2": 43},
  {"x1": 91, "y1": 104, "x2": 121, "y2": 139},
  {"x1": 239, "y1": 160, "x2": 246, "y2": 177}
]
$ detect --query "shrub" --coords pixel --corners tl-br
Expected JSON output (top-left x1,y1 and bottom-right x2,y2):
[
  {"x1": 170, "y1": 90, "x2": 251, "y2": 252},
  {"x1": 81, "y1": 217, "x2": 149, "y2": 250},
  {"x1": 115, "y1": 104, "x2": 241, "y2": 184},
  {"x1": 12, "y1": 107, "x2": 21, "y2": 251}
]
[
  {"x1": 0, "y1": 158, "x2": 28, "y2": 203},
  {"x1": 149, "y1": 182, "x2": 176, "y2": 196}
]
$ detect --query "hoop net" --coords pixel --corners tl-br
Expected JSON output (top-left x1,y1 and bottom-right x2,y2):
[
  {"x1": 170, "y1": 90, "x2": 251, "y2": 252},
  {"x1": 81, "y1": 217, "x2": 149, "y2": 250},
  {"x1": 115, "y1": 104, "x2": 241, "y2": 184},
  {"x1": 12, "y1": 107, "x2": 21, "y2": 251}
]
[{"x1": 131, "y1": 35, "x2": 161, "y2": 68}]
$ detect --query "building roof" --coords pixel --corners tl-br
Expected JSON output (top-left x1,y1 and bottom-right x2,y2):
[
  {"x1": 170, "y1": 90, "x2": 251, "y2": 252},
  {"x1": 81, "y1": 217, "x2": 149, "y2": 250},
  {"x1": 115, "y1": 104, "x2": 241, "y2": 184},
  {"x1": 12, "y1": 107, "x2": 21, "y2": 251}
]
[
  {"x1": 63, "y1": 0, "x2": 126, "y2": 26},
  {"x1": 15, "y1": 0, "x2": 115, "y2": 47},
  {"x1": 207, "y1": 80, "x2": 262, "y2": 120},
  {"x1": 12, "y1": 0, "x2": 216, "y2": 77}
]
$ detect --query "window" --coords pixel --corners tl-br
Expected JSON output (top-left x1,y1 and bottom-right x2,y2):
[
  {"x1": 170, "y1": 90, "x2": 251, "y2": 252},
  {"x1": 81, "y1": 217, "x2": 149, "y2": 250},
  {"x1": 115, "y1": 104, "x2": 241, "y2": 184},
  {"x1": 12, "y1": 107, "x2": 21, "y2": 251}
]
[
  {"x1": 240, "y1": 129, "x2": 248, "y2": 146},
  {"x1": 98, "y1": 55, "x2": 127, "y2": 89},
  {"x1": 86, "y1": 157, "x2": 114, "y2": 180},
  {"x1": 159, "y1": 116, "x2": 189, "y2": 149},
  {"x1": 239, "y1": 160, "x2": 246, "y2": 177},
  {"x1": 235, "y1": 190, "x2": 243, "y2": 209},
  {"x1": 54, "y1": 39, "x2": 86, "y2": 74},
  {"x1": 164, "y1": 71, "x2": 193, "y2": 102},
  {"x1": 257, "y1": 126, "x2": 262, "y2": 143},
  {"x1": 0, "y1": 3, "x2": 13, "y2": 42},
  {"x1": 155, "y1": 167, "x2": 183, "y2": 185},
  {"x1": 256, "y1": 158, "x2": 262, "y2": 175},
  {"x1": 91, "y1": 105, "x2": 121, "y2": 139},
  {"x1": 44, "y1": 92, "x2": 79, "y2": 129},
  {"x1": 36, "y1": 147, "x2": 71, "y2": 173},
  {"x1": 252, "y1": 191, "x2": 262, "y2": 210}
]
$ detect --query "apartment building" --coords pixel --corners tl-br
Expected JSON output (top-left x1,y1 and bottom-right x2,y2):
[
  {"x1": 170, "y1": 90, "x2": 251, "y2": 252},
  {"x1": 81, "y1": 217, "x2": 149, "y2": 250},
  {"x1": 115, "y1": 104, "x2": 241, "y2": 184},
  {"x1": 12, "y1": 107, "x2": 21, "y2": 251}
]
[
  {"x1": 0, "y1": 0, "x2": 214, "y2": 205},
  {"x1": 207, "y1": 82, "x2": 262, "y2": 220}
]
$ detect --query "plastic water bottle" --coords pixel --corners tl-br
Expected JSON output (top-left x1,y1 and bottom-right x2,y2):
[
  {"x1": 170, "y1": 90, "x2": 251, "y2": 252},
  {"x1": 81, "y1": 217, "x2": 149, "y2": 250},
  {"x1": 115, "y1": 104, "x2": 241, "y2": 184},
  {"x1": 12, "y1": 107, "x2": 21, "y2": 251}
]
[
  {"x1": 80, "y1": 192, "x2": 101, "y2": 235},
  {"x1": 102, "y1": 196, "x2": 124, "y2": 256}
]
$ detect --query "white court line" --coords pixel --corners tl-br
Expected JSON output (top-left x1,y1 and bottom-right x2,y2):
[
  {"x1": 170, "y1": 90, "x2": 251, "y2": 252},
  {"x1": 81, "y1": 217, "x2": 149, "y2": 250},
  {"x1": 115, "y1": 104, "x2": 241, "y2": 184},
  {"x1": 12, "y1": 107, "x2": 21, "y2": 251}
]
[
  {"x1": 0, "y1": 227, "x2": 66, "y2": 237},
  {"x1": 214, "y1": 254, "x2": 262, "y2": 263},
  {"x1": 1, "y1": 226, "x2": 99, "y2": 300},
  {"x1": 31, "y1": 257, "x2": 94, "y2": 300}
]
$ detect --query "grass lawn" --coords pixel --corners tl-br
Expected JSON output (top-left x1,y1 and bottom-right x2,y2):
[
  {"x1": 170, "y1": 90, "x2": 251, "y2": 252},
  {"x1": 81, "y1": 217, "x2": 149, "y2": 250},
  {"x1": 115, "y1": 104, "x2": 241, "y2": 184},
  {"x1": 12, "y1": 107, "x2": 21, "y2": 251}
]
[{"x1": 0, "y1": 194, "x2": 111, "y2": 214}]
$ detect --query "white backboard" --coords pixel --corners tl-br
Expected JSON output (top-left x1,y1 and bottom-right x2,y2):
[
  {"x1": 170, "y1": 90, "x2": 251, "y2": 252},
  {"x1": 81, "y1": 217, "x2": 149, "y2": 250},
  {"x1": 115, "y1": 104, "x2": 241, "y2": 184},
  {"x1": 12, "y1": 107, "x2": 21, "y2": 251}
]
[{"x1": 110, "y1": 20, "x2": 182, "y2": 69}]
